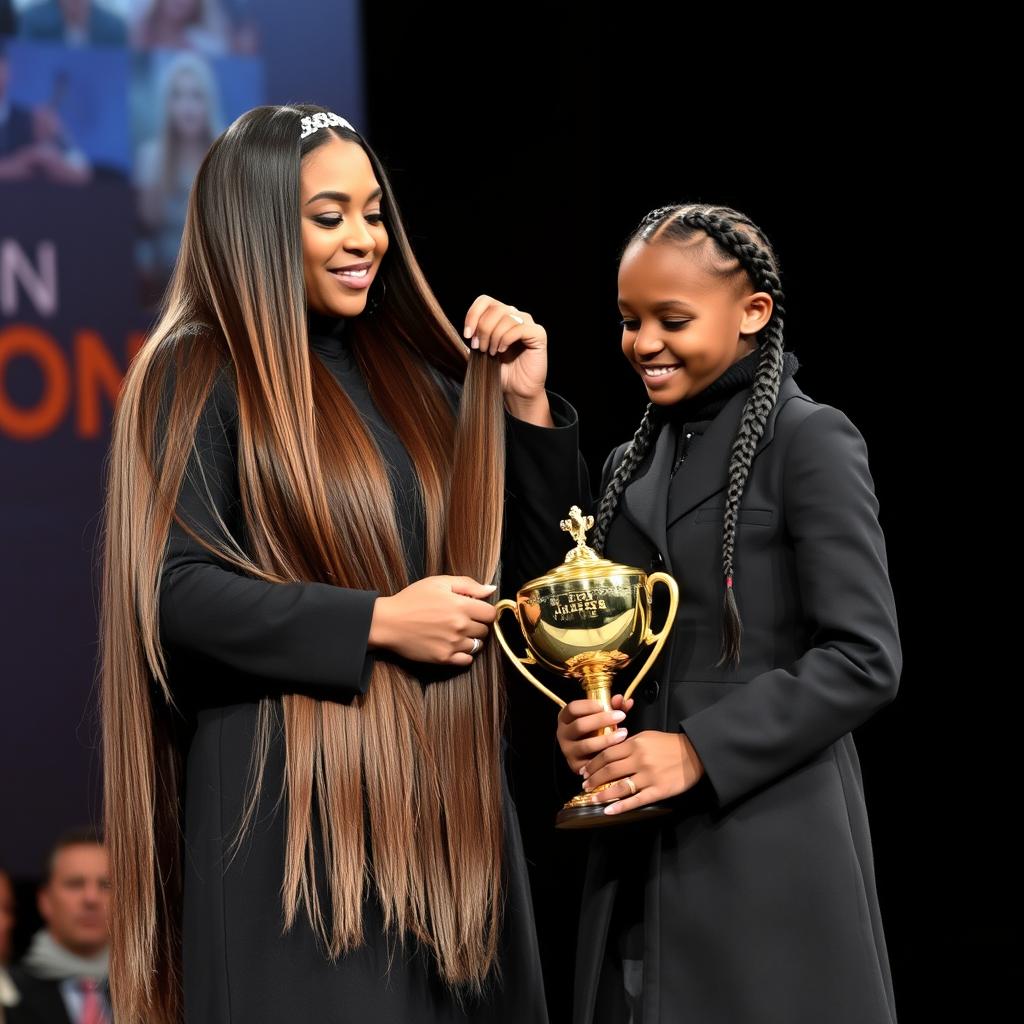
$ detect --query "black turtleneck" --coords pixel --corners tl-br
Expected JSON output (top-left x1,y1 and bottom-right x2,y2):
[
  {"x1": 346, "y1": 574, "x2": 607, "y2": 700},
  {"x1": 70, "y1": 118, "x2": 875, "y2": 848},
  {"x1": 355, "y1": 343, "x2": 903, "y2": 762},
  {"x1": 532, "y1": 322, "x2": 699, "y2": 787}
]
[
  {"x1": 662, "y1": 345, "x2": 801, "y2": 477},
  {"x1": 306, "y1": 306, "x2": 351, "y2": 353}
]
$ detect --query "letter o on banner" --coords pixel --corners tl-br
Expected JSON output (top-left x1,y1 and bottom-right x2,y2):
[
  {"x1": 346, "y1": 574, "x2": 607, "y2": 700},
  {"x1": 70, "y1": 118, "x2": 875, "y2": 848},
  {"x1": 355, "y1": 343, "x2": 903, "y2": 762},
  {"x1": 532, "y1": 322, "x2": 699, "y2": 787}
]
[{"x1": 0, "y1": 326, "x2": 71, "y2": 440}]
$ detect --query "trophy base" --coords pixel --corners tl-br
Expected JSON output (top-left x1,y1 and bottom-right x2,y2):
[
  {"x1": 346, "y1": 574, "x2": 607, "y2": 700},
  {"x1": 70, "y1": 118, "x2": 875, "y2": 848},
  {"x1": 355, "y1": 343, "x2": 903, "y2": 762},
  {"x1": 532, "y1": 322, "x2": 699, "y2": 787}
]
[{"x1": 555, "y1": 800, "x2": 673, "y2": 829}]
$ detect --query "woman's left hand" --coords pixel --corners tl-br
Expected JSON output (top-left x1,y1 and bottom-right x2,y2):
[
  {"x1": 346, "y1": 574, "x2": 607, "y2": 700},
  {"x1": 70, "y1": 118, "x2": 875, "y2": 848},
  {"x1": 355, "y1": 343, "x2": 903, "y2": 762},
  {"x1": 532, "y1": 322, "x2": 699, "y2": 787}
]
[
  {"x1": 463, "y1": 295, "x2": 548, "y2": 406},
  {"x1": 580, "y1": 727, "x2": 707, "y2": 816}
]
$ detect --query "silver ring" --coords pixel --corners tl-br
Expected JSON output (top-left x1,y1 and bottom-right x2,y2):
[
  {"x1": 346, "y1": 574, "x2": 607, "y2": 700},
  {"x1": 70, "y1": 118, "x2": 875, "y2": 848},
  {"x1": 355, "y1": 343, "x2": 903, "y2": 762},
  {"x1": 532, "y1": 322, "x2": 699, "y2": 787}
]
[
  {"x1": 469, "y1": 637, "x2": 481, "y2": 656},
  {"x1": 507, "y1": 312, "x2": 525, "y2": 325}
]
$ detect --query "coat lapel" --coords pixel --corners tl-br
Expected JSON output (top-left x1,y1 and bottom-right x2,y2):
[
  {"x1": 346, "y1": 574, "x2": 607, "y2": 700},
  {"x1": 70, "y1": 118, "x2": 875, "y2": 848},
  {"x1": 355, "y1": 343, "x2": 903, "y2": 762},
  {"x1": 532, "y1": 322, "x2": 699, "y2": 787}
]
[
  {"x1": 618, "y1": 411, "x2": 676, "y2": 570},
  {"x1": 620, "y1": 377, "x2": 804, "y2": 574}
]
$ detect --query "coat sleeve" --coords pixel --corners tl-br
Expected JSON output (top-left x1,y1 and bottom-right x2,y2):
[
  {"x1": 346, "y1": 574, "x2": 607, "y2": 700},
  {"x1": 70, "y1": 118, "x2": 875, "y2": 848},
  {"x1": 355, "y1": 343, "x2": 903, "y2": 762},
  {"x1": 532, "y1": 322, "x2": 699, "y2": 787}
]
[
  {"x1": 502, "y1": 398, "x2": 630, "y2": 805},
  {"x1": 501, "y1": 389, "x2": 593, "y2": 588},
  {"x1": 158, "y1": 371, "x2": 380, "y2": 696},
  {"x1": 676, "y1": 404, "x2": 904, "y2": 808}
]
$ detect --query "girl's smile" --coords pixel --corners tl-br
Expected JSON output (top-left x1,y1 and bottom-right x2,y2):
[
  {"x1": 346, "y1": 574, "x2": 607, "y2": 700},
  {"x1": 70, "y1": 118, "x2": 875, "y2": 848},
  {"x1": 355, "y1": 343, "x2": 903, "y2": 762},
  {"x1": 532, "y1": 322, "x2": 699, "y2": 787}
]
[{"x1": 639, "y1": 361, "x2": 684, "y2": 385}]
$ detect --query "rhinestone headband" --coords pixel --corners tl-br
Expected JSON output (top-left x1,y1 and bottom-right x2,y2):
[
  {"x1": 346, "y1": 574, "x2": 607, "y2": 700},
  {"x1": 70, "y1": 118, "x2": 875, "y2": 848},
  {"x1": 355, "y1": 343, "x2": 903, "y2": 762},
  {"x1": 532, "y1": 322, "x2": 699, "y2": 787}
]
[{"x1": 299, "y1": 111, "x2": 357, "y2": 140}]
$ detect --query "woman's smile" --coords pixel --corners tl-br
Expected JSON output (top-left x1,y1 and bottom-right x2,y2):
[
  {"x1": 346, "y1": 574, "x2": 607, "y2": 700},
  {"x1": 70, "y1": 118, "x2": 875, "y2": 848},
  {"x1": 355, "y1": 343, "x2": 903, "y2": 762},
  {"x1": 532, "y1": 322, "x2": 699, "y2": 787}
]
[{"x1": 327, "y1": 259, "x2": 374, "y2": 289}]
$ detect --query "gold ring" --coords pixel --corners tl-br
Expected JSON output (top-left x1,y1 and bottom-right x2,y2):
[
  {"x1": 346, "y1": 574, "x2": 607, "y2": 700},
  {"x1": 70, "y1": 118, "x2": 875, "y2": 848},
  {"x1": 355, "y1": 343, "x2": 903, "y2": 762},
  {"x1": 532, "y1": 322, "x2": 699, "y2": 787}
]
[
  {"x1": 624, "y1": 776, "x2": 637, "y2": 797},
  {"x1": 507, "y1": 312, "x2": 525, "y2": 325}
]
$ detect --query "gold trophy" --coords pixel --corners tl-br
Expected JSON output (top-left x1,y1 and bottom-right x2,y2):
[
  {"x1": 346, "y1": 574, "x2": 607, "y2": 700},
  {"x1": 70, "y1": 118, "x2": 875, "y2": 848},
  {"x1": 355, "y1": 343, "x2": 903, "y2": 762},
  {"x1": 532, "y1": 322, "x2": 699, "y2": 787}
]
[{"x1": 493, "y1": 505, "x2": 680, "y2": 828}]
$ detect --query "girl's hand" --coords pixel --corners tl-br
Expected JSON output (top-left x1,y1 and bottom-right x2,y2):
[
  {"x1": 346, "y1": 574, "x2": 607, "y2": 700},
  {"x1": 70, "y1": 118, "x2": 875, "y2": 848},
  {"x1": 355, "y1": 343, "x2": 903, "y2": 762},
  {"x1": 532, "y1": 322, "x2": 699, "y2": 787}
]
[
  {"x1": 463, "y1": 294, "x2": 548, "y2": 408},
  {"x1": 556, "y1": 692, "x2": 635, "y2": 776},
  {"x1": 580, "y1": 726, "x2": 706, "y2": 816},
  {"x1": 369, "y1": 575, "x2": 497, "y2": 667}
]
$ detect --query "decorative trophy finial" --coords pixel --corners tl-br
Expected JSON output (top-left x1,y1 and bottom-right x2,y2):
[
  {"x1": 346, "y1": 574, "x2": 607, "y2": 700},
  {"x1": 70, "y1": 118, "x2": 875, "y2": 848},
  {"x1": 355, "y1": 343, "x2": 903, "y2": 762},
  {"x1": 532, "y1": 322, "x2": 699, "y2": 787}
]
[{"x1": 560, "y1": 505, "x2": 598, "y2": 563}]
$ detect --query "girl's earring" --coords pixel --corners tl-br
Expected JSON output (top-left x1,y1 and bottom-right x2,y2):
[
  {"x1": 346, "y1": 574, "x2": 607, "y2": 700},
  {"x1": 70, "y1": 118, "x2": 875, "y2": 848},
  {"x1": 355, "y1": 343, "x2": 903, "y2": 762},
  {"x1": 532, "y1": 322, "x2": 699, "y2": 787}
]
[{"x1": 364, "y1": 278, "x2": 387, "y2": 316}]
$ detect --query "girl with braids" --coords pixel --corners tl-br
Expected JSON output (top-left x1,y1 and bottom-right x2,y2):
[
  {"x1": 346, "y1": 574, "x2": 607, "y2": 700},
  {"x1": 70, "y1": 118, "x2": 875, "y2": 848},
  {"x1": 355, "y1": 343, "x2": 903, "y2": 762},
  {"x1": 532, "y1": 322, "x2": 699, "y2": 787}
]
[
  {"x1": 96, "y1": 104, "x2": 580, "y2": 1023},
  {"x1": 472, "y1": 202, "x2": 903, "y2": 1023}
]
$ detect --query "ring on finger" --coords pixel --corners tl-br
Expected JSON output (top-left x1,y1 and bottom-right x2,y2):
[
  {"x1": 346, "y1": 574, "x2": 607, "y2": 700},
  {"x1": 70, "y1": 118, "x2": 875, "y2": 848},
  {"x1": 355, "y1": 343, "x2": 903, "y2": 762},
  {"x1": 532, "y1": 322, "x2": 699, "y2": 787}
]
[
  {"x1": 507, "y1": 311, "x2": 525, "y2": 325},
  {"x1": 623, "y1": 776, "x2": 637, "y2": 797},
  {"x1": 469, "y1": 637, "x2": 481, "y2": 656}
]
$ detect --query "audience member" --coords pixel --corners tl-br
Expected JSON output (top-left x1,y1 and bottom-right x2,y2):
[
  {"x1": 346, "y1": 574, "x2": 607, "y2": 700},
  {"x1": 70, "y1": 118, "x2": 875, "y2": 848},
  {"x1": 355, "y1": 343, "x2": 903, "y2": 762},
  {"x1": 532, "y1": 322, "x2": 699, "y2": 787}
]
[
  {"x1": 0, "y1": 867, "x2": 18, "y2": 1018},
  {"x1": 7, "y1": 828, "x2": 112, "y2": 1024}
]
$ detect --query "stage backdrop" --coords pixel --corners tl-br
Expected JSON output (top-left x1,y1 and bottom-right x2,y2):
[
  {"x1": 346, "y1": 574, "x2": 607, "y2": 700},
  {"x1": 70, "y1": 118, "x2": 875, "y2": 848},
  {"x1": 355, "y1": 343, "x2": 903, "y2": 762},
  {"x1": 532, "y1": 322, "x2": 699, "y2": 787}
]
[{"x1": 0, "y1": 0, "x2": 365, "y2": 876}]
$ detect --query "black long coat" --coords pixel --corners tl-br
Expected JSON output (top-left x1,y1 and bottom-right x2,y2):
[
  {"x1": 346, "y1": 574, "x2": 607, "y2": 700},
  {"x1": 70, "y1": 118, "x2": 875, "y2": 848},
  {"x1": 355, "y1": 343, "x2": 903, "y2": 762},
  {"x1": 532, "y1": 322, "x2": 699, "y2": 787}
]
[
  {"x1": 156, "y1": 325, "x2": 572, "y2": 1024},
  {"x1": 507, "y1": 374, "x2": 904, "y2": 1024}
]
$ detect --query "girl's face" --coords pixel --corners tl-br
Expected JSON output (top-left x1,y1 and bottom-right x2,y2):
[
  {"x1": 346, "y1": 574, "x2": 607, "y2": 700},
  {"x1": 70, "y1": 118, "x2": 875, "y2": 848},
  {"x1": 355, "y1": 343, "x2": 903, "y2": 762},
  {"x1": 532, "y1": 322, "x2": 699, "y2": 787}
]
[
  {"x1": 617, "y1": 240, "x2": 772, "y2": 406},
  {"x1": 300, "y1": 137, "x2": 388, "y2": 319}
]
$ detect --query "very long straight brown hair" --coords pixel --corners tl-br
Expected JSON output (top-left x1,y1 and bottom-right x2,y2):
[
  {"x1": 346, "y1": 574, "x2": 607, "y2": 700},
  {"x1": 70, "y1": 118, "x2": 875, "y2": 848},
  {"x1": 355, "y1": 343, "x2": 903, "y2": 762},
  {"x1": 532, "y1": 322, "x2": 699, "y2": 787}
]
[{"x1": 98, "y1": 105, "x2": 508, "y2": 1024}]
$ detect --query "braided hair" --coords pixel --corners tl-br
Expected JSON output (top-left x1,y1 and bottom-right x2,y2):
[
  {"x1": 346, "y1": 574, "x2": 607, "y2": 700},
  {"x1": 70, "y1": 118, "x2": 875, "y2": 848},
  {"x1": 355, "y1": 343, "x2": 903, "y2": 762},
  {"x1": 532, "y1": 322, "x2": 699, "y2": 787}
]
[{"x1": 590, "y1": 203, "x2": 787, "y2": 670}]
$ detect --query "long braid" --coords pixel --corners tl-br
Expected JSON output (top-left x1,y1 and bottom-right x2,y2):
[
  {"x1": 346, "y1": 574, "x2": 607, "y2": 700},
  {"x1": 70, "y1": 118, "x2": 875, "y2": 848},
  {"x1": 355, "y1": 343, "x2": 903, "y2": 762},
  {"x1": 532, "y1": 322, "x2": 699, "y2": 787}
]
[
  {"x1": 717, "y1": 316, "x2": 784, "y2": 665},
  {"x1": 595, "y1": 202, "x2": 788, "y2": 669},
  {"x1": 589, "y1": 406, "x2": 658, "y2": 556}
]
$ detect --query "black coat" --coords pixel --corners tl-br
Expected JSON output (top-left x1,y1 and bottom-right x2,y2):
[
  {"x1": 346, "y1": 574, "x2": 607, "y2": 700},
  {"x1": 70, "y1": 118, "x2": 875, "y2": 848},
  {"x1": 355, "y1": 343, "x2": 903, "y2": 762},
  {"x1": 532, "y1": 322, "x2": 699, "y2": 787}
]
[
  {"x1": 506, "y1": 375, "x2": 904, "y2": 1024},
  {"x1": 4, "y1": 967, "x2": 112, "y2": 1024},
  {"x1": 155, "y1": 331, "x2": 575, "y2": 1023}
]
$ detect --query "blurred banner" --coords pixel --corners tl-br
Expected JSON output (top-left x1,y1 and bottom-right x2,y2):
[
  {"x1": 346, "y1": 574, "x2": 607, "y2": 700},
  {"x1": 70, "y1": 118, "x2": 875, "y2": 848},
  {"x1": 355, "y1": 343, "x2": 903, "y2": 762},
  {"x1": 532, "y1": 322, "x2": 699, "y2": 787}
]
[{"x1": 0, "y1": 0, "x2": 365, "y2": 875}]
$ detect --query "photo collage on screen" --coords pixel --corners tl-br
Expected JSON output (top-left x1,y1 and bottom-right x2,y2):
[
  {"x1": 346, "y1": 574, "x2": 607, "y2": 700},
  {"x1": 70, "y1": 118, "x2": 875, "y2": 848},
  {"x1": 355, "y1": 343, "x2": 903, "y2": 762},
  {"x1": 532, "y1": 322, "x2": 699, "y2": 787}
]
[{"x1": 1, "y1": 1, "x2": 265, "y2": 310}]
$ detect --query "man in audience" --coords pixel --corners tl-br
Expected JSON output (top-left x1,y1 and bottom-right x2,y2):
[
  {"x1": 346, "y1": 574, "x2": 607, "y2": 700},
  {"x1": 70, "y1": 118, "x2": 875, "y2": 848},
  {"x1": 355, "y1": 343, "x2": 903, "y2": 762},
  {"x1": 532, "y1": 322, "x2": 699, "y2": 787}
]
[
  {"x1": 0, "y1": 866, "x2": 18, "y2": 1020},
  {"x1": 7, "y1": 828, "x2": 112, "y2": 1024}
]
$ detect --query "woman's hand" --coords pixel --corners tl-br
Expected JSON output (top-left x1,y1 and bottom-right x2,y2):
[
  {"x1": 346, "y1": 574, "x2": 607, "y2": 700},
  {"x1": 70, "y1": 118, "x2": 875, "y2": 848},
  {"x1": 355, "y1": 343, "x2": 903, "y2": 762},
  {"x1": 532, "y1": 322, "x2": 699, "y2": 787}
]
[
  {"x1": 369, "y1": 575, "x2": 497, "y2": 666},
  {"x1": 556, "y1": 692, "x2": 636, "y2": 776},
  {"x1": 579, "y1": 709, "x2": 706, "y2": 816},
  {"x1": 463, "y1": 295, "x2": 548, "y2": 411}
]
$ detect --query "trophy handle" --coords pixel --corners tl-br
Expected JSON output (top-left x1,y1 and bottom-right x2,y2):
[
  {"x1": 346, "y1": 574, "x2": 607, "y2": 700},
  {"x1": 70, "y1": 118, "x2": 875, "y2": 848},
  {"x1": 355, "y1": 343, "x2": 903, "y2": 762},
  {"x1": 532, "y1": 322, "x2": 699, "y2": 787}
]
[
  {"x1": 621, "y1": 571, "x2": 679, "y2": 703},
  {"x1": 493, "y1": 599, "x2": 567, "y2": 709}
]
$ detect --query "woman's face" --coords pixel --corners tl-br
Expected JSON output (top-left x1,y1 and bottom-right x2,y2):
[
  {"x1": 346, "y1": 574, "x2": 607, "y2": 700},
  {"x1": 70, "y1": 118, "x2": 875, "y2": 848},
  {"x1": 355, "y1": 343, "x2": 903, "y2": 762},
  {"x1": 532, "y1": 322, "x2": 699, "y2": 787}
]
[
  {"x1": 162, "y1": 0, "x2": 202, "y2": 26},
  {"x1": 300, "y1": 137, "x2": 388, "y2": 319},
  {"x1": 167, "y1": 68, "x2": 208, "y2": 140},
  {"x1": 617, "y1": 240, "x2": 772, "y2": 406}
]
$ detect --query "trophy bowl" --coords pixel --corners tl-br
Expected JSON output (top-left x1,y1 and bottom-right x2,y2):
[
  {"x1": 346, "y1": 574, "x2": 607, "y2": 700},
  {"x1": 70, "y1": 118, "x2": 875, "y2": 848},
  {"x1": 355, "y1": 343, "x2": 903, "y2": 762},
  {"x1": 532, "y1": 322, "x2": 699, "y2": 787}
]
[{"x1": 493, "y1": 506, "x2": 680, "y2": 828}]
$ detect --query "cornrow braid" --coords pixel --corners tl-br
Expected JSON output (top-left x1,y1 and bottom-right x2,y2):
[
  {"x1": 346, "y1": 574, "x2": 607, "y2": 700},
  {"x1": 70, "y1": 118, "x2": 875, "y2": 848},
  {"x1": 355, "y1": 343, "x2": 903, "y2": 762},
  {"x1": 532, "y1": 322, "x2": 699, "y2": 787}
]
[{"x1": 592, "y1": 202, "x2": 788, "y2": 670}]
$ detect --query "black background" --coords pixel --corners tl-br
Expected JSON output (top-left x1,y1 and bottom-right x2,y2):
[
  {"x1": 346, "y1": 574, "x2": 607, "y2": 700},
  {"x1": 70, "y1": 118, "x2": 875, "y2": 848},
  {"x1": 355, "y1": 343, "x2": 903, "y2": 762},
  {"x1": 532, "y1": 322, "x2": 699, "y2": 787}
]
[{"x1": 359, "y1": 10, "x2": 1005, "y2": 1024}]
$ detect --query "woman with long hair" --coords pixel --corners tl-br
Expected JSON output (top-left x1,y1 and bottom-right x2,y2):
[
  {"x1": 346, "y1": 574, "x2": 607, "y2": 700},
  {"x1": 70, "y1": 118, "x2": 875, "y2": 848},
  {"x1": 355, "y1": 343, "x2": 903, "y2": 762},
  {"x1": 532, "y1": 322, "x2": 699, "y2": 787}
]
[
  {"x1": 134, "y1": 50, "x2": 224, "y2": 306},
  {"x1": 98, "y1": 104, "x2": 585, "y2": 1023}
]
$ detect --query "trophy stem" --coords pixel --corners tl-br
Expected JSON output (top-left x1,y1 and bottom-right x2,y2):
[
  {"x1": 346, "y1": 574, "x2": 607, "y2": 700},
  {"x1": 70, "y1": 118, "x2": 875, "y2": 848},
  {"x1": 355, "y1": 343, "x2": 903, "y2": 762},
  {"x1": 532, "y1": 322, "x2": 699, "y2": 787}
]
[{"x1": 580, "y1": 669, "x2": 615, "y2": 734}]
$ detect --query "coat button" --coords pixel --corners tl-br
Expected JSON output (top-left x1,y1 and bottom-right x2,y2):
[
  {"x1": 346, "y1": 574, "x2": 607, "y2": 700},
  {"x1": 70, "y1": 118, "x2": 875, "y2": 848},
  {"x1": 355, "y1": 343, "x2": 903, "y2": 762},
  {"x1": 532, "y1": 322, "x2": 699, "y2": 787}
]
[
  {"x1": 649, "y1": 552, "x2": 664, "y2": 571},
  {"x1": 641, "y1": 679, "x2": 660, "y2": 703}
]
